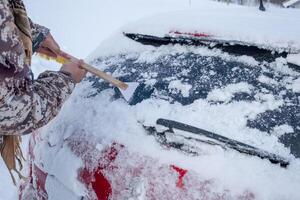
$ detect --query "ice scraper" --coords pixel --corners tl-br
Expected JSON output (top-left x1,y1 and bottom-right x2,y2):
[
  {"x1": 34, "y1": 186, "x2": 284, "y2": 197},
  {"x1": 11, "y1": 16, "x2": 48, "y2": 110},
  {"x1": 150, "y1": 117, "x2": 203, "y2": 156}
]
[{"x1": 37, "y1": 51, "x2": 139, "y2": 103}]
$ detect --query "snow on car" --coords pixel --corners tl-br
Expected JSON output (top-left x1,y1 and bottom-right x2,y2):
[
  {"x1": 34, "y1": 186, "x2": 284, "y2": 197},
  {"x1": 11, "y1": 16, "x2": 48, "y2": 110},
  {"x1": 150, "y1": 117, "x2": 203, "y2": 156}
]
[{"x1": 20, "y1": 4, "x2": 300, "y2": 200}]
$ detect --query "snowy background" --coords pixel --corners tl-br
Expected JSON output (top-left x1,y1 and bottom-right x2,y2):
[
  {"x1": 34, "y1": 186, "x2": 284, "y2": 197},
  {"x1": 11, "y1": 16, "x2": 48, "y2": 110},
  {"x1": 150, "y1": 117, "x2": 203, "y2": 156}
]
[{"x1": 0, "y1": 0, "x2": 299, "y2": 199}]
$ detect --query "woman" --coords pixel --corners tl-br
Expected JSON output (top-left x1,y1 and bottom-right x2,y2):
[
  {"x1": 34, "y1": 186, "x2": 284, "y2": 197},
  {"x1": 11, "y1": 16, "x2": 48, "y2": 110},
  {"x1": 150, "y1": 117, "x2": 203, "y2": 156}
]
[{"x1": 0, "y1": 0, "x2": 86, "y2": 184}]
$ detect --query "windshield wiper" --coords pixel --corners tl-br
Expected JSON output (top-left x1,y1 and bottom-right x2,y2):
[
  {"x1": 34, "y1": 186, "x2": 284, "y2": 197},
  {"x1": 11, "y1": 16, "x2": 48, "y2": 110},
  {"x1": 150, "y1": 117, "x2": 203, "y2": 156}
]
[
  {"x1": 144, "y1": 118, "x2": 290, "y2": 168},
  {"x1": 124, "y1": 32, "x2": 288, "y2": 63}
]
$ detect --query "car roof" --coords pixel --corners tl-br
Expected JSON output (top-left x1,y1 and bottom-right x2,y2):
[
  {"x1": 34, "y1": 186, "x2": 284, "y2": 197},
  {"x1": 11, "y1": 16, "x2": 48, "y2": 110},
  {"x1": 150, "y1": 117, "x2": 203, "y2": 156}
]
[
  {"x1": 88, "y1": 6, "x2": 300, "y2": 62},
  {"x1": 122, "y1": 8, "x2": 300, "y2": 53}
]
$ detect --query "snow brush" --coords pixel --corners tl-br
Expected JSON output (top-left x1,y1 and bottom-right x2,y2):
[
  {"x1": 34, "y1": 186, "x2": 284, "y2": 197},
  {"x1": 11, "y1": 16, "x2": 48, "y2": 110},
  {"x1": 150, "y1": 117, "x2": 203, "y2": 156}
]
[{"x1": 37, "y1": 51, "x2": 139, "y2": 103}]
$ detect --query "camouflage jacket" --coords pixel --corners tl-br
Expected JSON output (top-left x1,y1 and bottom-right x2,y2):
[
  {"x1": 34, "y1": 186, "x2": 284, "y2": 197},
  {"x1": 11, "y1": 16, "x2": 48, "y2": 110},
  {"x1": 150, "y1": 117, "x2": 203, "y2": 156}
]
[{"x1": 0, "y1": 0, "x2": 75, "y2": 136}]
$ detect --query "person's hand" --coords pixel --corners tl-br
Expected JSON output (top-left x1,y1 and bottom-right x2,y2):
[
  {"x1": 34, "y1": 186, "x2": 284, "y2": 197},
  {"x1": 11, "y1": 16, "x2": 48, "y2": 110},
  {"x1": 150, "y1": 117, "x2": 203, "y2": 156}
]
[
  {"x1": 36, "y1": 33, "x2": 63, "y2": 58},
  {"x1": 60, "y1": 59, "x2": 87, "y2": 83}
]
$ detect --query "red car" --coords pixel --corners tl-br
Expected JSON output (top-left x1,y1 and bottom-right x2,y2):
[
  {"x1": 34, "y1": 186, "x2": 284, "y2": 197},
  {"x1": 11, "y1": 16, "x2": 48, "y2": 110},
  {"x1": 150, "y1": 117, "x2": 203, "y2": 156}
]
[{"x1": 20, "y1": 7, "x2": 300, "y2": 200}]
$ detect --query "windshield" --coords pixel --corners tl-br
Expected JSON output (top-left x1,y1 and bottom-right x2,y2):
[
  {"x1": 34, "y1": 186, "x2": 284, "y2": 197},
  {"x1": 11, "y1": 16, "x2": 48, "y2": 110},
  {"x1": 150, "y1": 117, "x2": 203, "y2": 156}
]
[{"x1": 88, "y1": 44, "x2": 300, "y2": 158}]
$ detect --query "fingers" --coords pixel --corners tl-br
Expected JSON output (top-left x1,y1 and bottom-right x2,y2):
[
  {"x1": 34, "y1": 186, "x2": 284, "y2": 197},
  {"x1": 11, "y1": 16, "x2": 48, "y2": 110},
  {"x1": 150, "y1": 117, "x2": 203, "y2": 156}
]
[
  {"x1": 37, "y1": 33, "x2": 61, "y2": 57},
  {"x1": 69, "y1": 59, "x2": 84, "y2": 68},
  {"x1": 60, "y1": 60, "x2": 87, "y2": 83},
  {"x1": 44, "y1": 34, "x2": 60, "y2": 54},
  {"x1": 59, "y1": 51, "x2": 71, "y2": 60},
  {"x1": 37, "y1": 46, "x2": 58, "y2": 58},
  {"x1": 35, "y1": 33, "x2": 87, "y2": 83},
  {"x1": 78, "y1": 59, "x2": 85, "y2": 69}
]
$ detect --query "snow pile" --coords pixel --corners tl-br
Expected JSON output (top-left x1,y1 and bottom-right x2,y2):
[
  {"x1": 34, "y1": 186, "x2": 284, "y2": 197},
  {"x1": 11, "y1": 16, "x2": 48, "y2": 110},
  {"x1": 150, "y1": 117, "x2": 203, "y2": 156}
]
[
  {"x1": 168, "y1": 80, "x2": 192, "y2": 97},
  {"x1": 272, "y1": 124, "x2": 294, "y2": 137},
  {"x1": 258, "y1": 75, "x2": 279, "y2": 85},
  {"x1": 207, "y1": 82, "x2": 253, "y2": 102}
]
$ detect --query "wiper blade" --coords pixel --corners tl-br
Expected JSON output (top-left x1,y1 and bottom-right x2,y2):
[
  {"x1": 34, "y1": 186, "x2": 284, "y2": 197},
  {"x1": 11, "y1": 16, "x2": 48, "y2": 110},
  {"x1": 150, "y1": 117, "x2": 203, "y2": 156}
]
[
  {"x1": 124, "y1": 32, "x2": 288, "y2": 62},
  {"x1": 153, "y1": 118, "x2": 290, "y2": 168}
]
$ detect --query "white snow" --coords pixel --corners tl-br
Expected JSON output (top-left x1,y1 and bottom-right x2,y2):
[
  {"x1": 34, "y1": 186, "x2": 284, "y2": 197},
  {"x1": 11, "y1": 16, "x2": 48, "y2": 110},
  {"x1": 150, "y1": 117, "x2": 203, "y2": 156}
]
[
  {"x1": 0, "y1": 160, "x2": 18, "y2": 200},
  {"x1": 283, "y1": 0, "x2": 300, "y2": 7},
  {"x1": 45, "y1": 176, "x2": 81, "y2": 200},
  {"x1": 287, "y1": 53, "x2": 300, "y2": 66},
  {"x1": 207, "y1": 82, "x2": 253, "y2": 102},
  {"x1": 258, "y1": 75, "x2": 279, "y2": 85},
  {"x1": 70, "y1": 26, "x2": 300, "y2": 198},
  {"x1": 46, "y1": 146, "x2": 86, "y2": 197},
  {"x1": 122, "y1": 82, "x2": 140, "y2": 102},
  {"x1": 1, "y1": 0, "x2": 300, "y2": 199},
  {"x1": 271, "y1": 57, "x2": 297, "y2": 75},
  {"x1": 168, "y1": 80, "x2": 192, "y2": 97},
  {"x1": 33, "y1": 39, "x2": 300, "y2": 199},
  {"x1": 35, "y1": 77, "x2": 300, "y2": 199},
  {"x1": 121, "y1": 6, "x2": 300, "y2": 54},
  {"x1": 292, "y1": 77, "x2": 300, "y2": 93},
  {"x1": 272, "y1": 124, "x2": 294, "y2": 137}
]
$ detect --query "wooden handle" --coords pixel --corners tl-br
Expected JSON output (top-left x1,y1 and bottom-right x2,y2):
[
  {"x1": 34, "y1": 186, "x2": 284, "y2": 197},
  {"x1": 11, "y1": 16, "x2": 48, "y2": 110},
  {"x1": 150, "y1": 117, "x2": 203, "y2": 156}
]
[
  {"x1": 58, "y1": 51, "x2": 128, "y2": 90},
  {"x1": 81, "y1": 62, "x2": 128, "y2": 90}
]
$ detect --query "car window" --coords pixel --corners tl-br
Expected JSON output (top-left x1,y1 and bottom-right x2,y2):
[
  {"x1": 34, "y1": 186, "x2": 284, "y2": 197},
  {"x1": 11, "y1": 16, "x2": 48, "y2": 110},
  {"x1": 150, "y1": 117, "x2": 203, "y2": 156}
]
[{"x1": 88, "y1": 44, "x2": 300, "y2": 158}]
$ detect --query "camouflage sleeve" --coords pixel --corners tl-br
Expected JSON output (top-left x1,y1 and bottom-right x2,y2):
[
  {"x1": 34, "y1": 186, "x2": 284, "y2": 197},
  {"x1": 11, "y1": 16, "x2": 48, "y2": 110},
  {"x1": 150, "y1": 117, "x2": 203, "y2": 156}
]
[
  {"x1": 29, "y1": 18, "x2": 50, "y2": 52},
  {"x1": 0, "y1": 0, "x2": 76, "y2": 136}
]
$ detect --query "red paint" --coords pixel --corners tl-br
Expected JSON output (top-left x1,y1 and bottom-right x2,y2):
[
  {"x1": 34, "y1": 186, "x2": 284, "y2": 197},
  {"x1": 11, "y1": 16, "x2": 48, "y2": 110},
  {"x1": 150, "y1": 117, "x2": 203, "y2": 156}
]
[
  {"x1": 90, "y1": 144, "x2": 123, "y2": 199},
  {"x1": 92, "y1": 170, "x2": 112, "y2": 200},
  {"x1": 28, "y1": 131, "x2": 38, "y2": 160},
  {"x1": 20, "y1": 164, "x2": 48, "y2": 200},
  {"x1": 171, "y1": 165, "x2": 188, "y2": 189},
  {"x1": 79, "y1": 145, "x2": 123, "y2": 200},
  {"x1": 102, "y1": 143, "x2": 122, "y2": 165},
  {"x1": 28, "y1": 132, "x2": 48, "y2": 192},
  {"x1": 23, "y1": 138, "x2": 192, "y2": 200},
  {"x1": 170, "y1": 31, "x2": 211, "y2": 38},
  {"x1": 80, "y1": 168, "x2": 112, "y2": 200},
  {"x1": 33, "y1": 164, "x2": 48, "y2": 199},
  {"x1": 19, "y1": 132, "x2": 48, "y2": 200}
]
